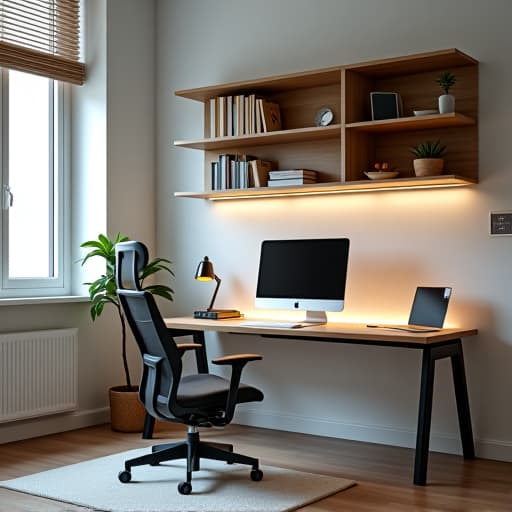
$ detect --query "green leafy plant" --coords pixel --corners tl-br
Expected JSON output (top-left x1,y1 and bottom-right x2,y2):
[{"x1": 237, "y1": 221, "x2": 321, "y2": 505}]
[
  {"x1": 409, "y1": 140, "x2": 447, "y2": 159},
  {"x1": 80, "y1": 233, "x2": 174, "y2": 389},
  {"x1": 437, "y1": 71, "x2": 456, "y2": 95}
]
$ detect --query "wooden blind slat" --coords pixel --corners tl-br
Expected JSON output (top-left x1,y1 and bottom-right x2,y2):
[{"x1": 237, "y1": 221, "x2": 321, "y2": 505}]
[{"x1": 0, "y1": 0, "x2": 84, "y2": 85}]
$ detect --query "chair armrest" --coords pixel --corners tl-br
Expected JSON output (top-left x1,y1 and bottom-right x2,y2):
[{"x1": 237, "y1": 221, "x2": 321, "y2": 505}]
[
  {"x1": 176, "y1": 343, "x2": 202, "y2": 358},
  {"x1": 211, "y1": 353, "x2": 263, "y2": 424},
  {"x1": 212, "y1": 353, "x2": 262, "y2": 365}
]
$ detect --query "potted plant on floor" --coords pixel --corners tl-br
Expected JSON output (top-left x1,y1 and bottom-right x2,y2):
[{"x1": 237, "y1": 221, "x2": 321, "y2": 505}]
[
  {"x1": 409, "y1": 139, "x2": 447, "y2": 177},
  {"x1": 437, "y1": 70, "x2": 456, "y2": 114},
  {"x1": 80, "y1": 233, "x2": 174, "y2": 432}
]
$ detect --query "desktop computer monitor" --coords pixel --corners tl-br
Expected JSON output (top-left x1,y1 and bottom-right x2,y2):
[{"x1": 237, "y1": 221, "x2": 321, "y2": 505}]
[{"x1": 255, "y1": 238, "x2": 350, "y2": 324}]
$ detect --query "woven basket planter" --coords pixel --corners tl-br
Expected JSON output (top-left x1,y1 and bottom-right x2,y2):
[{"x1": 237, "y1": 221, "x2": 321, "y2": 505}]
[{"x1": 109, "y1": 385, "x2": 146, "y2": 433}]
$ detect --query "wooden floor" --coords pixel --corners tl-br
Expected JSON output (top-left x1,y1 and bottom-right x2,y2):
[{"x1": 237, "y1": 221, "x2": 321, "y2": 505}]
[{"x1": 0, "y1": 424, "x2": 511, "y2": 511}]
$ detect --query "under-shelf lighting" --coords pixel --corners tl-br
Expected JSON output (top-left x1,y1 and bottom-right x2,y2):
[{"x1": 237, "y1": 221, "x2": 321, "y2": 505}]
[{"x1": 208, "y1": 182, "x2": 470, "y2": 201}]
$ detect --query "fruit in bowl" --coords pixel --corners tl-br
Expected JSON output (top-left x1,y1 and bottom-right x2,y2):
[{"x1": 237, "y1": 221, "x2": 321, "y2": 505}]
[{"x1": 364, "y1": 162, "x2": 400, "y2": 180}]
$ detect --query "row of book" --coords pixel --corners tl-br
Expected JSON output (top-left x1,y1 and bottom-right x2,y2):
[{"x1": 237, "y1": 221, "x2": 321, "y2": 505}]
[
  {"x1": 209, "y1": 95, "x2": 281, "y2": 138},
  {"x1": 210, "y1": 154, "x2": 317, "y2": 190},
  {"x1": 210, "y1": 155, "x2": 273, "y2": 190}
]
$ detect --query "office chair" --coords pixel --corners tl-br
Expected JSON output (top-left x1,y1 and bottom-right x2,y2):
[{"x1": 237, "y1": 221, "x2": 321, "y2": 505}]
[{"x1": 115, "y1": 241, "x2": 264, "y2": 495}]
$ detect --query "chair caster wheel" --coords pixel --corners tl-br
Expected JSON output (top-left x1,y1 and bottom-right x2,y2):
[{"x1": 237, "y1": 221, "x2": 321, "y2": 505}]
[
  {"x1": 178, "y1": 481, "x2": 192, "y2": 495},
  {"x1": 250, "y1": 468, "x2": 263, "y2": 481},
  {"x1": 118, "y1": 470, "x2": 132, "y2": 483}
]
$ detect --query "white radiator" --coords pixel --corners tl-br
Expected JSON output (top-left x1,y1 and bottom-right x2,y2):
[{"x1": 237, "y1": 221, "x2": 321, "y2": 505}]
[{"x1": 0, "y1": 328, "x2": 78, "y2": 423}]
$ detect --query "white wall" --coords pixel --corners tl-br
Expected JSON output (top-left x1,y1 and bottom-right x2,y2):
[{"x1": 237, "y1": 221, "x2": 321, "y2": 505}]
[{"x1": 157, "y1": 0, "x2": 512, "y2": 461}]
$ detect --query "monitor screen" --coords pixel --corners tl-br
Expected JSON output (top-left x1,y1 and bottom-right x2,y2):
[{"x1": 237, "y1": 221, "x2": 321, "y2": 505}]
[{"x1": 255, "y1": 238, "x2": 350, "y2": 314}]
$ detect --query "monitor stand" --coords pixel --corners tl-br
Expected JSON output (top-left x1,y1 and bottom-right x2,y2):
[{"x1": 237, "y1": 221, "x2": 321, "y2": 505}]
[{"x1": 302, "y1": 310, "x2": 328, "y2": 325}]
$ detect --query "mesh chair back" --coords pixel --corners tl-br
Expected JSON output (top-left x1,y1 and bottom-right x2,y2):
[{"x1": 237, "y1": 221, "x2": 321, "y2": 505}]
[{"x1": 116, "y1": 241, "x2": 182, "y2": 417}]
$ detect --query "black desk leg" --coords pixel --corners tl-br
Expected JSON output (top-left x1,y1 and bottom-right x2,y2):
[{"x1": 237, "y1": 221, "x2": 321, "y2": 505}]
[
  {"x1": 414, "y1": 340, "x2": 475, "y2": 485},
  {"x1": 414, "y1": 346, "x2": 435, "y2": 486},
  {"x1": 142, "y1": 413, "x2": 155, "y2": 440},
  {"x1": 193, "y1": 331, "x2": 209, "y2": 374},
  {"x1": 451, "y1": 341, "x2": 475, "y2": 459}
]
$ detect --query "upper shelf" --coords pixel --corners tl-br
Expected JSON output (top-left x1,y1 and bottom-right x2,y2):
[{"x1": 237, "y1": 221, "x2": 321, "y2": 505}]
[
  {"x1": 175, "y1": 175, "x2": 477, "y2": 200},
  {"x1": 174, "y1": 124, "x2": 341, "y2": 150},
  {"x1": 175, "y1": 66, "x2": 342, "y2": 102},
  {"x1": 345, "y1": 112, "x2": 475, "y2": 133},
  {"x1": 345, "y1": 48, "x2": 477, "y2": 78}
]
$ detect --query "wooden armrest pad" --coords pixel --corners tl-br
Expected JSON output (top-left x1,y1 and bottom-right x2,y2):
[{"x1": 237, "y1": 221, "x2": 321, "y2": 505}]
[
  {"x1": 212, "y1": 353, "x2": 263, "y2": 365},
  {"x1": 176, "y1": 343, "x2": 202, "y2": 351}
]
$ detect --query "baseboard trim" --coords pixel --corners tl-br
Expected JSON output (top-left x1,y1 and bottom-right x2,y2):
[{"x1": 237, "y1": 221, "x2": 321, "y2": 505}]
[
  {"x1": 3, "y1": 406, "x2": 511, "y2": 463},
  {"x1": 0, "y1": 407, "x2": 110, "y2": 445},
  {"x1": 234, "y1": 408, "x2": 512, "y2": 463}
]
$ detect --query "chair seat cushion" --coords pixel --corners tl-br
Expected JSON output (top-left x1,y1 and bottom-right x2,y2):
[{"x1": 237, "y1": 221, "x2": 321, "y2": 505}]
[{"x1": 177, "y1": 374, "x2": 263, "y2": 409}]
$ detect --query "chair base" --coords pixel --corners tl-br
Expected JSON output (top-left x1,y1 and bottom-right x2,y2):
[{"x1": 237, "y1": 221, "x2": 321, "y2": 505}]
[{"x1": 120, "y1": 427, "x2": 261, "y2": 494}]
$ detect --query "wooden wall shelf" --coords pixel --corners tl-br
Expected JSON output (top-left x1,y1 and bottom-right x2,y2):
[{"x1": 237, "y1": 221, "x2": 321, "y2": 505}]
[
  {"x1": 175, "y1": 175, "x2": 477, "y2": 200},
  {"x1": 173, "y1": 48, "x2": 478, "y2": 200},
  {"x1": 175, "y1": 125, "x2": 341, "y2": 151},
  {"x1": 345, "y1": 112, "x2": 475, "y2": 133}
]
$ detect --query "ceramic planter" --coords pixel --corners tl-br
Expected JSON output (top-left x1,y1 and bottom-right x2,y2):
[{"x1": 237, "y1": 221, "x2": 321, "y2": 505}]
[
  {"x1": 413, "y1": 158, "x2": 444, "y2": 177},
  {"x1": 438, "y1": 94, "x2": 455, "y2": 114}
]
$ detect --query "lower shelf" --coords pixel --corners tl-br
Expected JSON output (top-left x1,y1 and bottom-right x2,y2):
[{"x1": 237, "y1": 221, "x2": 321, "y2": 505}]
[{"x1": 174, "y1": 175, "x2": 477, "y2": 200}]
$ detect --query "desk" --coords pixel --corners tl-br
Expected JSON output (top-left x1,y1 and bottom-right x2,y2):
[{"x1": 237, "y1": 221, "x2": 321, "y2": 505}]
[{"x1": 151, "y1": 317, "x2": 477, "y2": 486}]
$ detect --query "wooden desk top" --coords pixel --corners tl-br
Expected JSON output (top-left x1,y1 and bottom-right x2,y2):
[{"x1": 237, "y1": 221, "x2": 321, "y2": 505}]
[{"x1": 164, "y1": 317, "x2": 477, "y2": 346}]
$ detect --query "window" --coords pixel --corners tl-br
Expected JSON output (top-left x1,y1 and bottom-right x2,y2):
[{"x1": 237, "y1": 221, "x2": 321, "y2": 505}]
[{"x1": 0, "y1": 68, "x2": 68, "y2": 297}]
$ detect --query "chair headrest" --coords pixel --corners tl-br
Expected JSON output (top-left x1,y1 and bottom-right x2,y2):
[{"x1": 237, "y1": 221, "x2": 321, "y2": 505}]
[{"x1": 115, "y1": 241, "x2": 149, "y2": 290}]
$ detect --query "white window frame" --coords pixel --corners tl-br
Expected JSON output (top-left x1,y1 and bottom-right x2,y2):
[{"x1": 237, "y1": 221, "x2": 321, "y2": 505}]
[{"x1": 0, "y1": 69, "x2": 69, "y2": 298}]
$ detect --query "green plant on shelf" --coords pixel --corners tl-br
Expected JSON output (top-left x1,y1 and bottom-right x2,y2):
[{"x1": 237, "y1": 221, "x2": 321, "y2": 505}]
[
  {"x1": 409, "y1": 140, "x2": 446, "y2": 159},
  {"x1": 437, "y1": 71, "x2": 456, "y2": 95}
]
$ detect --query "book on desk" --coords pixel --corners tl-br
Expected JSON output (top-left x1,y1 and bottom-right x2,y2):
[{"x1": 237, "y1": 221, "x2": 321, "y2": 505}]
[{"x1": 193, "y1": 309, "x2": 243, "y2": 320}]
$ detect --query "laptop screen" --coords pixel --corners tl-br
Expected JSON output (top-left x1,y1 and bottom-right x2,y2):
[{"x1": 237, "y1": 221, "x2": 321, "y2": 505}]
[{"x1": 408, "y1": 287, "x2": 452, "y2": 328}]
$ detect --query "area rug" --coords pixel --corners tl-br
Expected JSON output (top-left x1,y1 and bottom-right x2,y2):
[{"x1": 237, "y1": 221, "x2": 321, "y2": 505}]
[{"x1": 0, "y1": 448, "x2": 355, "y2": 512}]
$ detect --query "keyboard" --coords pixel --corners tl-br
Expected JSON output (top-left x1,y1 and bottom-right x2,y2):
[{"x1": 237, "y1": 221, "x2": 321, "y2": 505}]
[{"x1": 240, "y1": 321, "x2": 309, "y2": 329}]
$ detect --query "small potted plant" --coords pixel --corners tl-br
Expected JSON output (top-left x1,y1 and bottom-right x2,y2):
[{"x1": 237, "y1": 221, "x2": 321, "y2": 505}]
[
  {"x1": 80, "y1": 233, "x2": 174, "y2": 432},
  {"x1": 437, "y1": 71, "x2": 456, "y2": 114},
  {"x1": 409, "y1": 139, "x2": 447, "y2": 177}
]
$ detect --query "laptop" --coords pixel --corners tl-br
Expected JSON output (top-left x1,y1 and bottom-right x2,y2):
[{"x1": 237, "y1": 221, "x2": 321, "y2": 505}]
[{"x1": 367, "y1": 286, "x2": 452, "y2": 333}]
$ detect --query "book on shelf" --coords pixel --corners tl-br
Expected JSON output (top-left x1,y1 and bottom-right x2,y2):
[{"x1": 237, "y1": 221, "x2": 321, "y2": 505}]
[
  {"x1": 210, "y1": 161, "x2": 219, "y2": 190},
  {"x1": 255, "y1": 98, "x2": 262, "y2": 133},
  {"x1": 250, "y1": 94, "x2": 256, "y2": 134},
  {"x1": 248, "y1": 159, "x2": 274, "y2": 188},
  {"x1": 267, "y1": 177, "x2": 317, "y2": 187},
  {"x1": 209, "y1": 97, "x2": 216, "y2": 137},
  {"x1": 260, "y1": 99, "x2": 281, "y2": 132},
  {"x1": 218, "y1": 96, "x2": 227, "y2": 137},
  {"x1": 268, "y1": 169, "x2": 318, "y2": 179},
  {"x1": 226, "y1": 95, "x2": 233, "y2": 137}
]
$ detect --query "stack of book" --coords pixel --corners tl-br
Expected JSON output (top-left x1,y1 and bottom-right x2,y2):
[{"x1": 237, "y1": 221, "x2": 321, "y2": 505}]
[
  {"x1": 209, "y1": 95, "x2": 281, "y2": 137},
  {"x1": 267, "y1": 169, "x2": 318, "y2": 187}
]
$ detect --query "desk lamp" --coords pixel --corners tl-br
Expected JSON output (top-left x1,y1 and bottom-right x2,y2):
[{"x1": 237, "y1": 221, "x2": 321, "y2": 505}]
[{"x1": 193, "y1": 256, "x2": 241, "y2": 319}]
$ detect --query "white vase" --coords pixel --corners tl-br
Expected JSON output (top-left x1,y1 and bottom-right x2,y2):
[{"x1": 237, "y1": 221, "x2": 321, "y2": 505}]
[{"x1": 438, "y1": 94, "x2": 455, "y2": 114}]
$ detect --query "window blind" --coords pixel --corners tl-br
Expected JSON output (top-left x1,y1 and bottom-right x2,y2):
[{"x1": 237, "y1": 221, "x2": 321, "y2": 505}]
[{"x1": 0, "y1": 0, "x2": 84, "y2": 85}]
